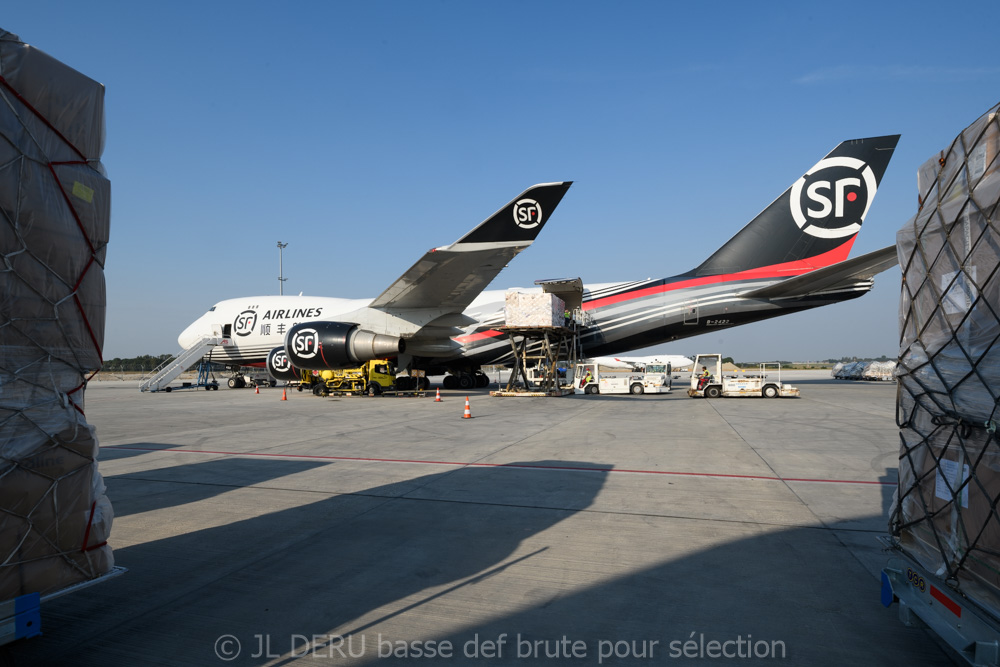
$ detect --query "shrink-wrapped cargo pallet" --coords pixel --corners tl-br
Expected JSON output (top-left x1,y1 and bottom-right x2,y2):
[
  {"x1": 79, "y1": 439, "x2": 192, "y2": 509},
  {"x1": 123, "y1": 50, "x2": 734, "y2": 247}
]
[
  {"x1": 504, "y1": 291, "x2": 565, "y2": 328},
  {"x1": 0, "y1": 29, "x2": 114, "y2": 599},
  {"x1": 892, "y1": 102, "x2": 1000, "y2": 615}
]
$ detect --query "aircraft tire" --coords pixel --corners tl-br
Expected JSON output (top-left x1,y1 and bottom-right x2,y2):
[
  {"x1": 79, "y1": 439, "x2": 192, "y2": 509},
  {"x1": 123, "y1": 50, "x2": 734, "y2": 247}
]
[
  {"x1": 475, "y1": 373, "x2": 489, "y2": 388},
  {"x1": 443, "y1": 375, "x2": 458, "y2": 390},
  {"x1": 458, "y1": 374, "x2": 474, "y2": 390}
]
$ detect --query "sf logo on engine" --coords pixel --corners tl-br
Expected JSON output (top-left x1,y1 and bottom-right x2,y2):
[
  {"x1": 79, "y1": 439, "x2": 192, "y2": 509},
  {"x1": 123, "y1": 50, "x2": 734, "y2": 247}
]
[
  {"x1": 789, "y1": 156, "x2": 877, "y2": 239},
  {"x1": 234, "y1": 310, "x2": 257, "y2": 337},
  {"x1": 513, "y1": 198, "x2": 543, "y2": 229},
  {"x1": 290, "y1": 328, "x2": 320, "y2": 359},
  {"x1": 270, "y1": 350, "x2": 291, "y2": 373}
]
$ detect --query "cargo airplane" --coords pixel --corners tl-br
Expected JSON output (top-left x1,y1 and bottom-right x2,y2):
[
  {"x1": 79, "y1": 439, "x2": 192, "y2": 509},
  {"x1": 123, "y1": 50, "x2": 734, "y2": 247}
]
[{"x1": 178, "y1": 135, "x2": 900, "y2": 390}]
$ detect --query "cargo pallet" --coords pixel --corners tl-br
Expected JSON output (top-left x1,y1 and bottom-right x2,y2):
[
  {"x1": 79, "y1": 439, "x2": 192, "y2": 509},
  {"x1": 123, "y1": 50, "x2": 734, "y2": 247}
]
[
  {"x1": 0, "y1": 566, "x2": 126, "y2": 646},
  {"x1": 880, "y1": 537, "x2": 1000, "y2": 665}
]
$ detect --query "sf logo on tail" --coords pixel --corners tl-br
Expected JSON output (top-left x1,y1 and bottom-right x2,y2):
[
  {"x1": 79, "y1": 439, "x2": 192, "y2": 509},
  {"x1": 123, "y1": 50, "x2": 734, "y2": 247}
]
[
  {"x1": 790, "y1": 156, "x2": 877, "y2": 239},
  {"x1": 513, "y1": 199, "x2": 543, "y2": 229}
]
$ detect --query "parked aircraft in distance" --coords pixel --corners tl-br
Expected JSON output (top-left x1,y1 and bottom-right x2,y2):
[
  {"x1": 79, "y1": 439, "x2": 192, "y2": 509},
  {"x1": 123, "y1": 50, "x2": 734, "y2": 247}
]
[
  {"x1": 178, "y1": 134, "x2": 900, "y2": 389},
  {"x1": 590, "y1": 355, "x2": 694, "y2": 371}
]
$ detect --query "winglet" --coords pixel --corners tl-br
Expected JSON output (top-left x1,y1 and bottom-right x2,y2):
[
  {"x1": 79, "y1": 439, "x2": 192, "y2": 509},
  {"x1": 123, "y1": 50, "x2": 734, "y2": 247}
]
[
  {"x1": 445, "y1": 181, "x2": 573, "y2": 248},
  {"x1": 368, "y1": 182, "x2": 572, "y2": 310}
]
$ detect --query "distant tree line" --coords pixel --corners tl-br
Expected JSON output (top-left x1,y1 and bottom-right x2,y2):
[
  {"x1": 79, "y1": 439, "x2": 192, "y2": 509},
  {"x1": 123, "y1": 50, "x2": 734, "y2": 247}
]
[
  {"x1": 101, "y1": 354, "x2": 172, "y2": 372},
  {"x1": 100, "y1": 355, "x2": 227, "y2": 372}
]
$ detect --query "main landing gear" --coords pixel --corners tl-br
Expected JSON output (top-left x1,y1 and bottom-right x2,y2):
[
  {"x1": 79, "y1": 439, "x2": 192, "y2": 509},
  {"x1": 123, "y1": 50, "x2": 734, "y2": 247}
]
[{"x1": 441, "y1": 371, "x2": 489, "y2": 390}]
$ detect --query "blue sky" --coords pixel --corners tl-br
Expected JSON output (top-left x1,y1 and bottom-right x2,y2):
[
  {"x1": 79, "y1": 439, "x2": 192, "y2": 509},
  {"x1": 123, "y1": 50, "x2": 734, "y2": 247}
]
[{"x1": 6, "y1": 1, "x2": 1000, "y2": 361}]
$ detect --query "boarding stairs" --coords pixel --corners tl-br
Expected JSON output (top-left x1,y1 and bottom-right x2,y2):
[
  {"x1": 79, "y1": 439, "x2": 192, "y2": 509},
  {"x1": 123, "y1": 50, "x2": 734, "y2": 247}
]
[{"x1": 139, "y1": 334, "x2": 222, "y2": 392}]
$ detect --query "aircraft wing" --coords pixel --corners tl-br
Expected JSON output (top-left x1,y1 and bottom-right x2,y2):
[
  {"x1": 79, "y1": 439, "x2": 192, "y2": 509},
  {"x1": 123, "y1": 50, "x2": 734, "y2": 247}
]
[
  {"x1": 369, "y1": 182, "x2": 572, "y2": 310},
  {"x1": 741, "y1": 245, "x2": 898, "y2": 300}
]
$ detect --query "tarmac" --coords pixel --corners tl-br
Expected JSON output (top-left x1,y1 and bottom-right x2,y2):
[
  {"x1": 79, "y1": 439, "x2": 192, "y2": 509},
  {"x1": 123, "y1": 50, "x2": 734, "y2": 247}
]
[{"x1": 2, "y1": 372, "x2": 955, "y2": 665}]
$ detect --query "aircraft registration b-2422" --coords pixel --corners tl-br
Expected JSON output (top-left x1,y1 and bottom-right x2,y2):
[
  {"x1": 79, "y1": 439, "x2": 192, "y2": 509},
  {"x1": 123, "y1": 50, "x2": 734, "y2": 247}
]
[{"x1": 178, "y1": 134, "x2": 900, "y2": 389}]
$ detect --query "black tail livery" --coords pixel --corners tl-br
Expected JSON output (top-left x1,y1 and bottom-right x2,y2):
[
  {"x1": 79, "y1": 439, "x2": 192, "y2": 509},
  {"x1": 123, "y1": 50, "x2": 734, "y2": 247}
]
[{"x1": 696, "y1": 135, "x2": 899, "y2": 277}]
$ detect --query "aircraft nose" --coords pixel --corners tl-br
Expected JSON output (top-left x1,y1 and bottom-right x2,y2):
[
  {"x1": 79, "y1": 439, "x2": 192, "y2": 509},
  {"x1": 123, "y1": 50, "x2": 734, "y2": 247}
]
[{"x1": 177, "y1": 319, "x2": 204, "y2": 350}]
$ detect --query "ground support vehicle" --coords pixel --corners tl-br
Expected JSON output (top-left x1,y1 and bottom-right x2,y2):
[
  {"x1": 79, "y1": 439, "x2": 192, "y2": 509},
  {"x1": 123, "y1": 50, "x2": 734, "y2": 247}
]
[
  {"x1": 226, "y1": 367, "x2": 275, "y2": 389},
  {"x1": 307, "y1": 360, "x2": 397, "y2": 396},
  {"x1": 572, "y1": 361, "x2": 671, "y2": 395},
  {"x1": 157, "y1": 360, "x2": 220, "y2": 392},
  {"x1": 686, "y1": 354, "x2": 799, "y2": 398}
]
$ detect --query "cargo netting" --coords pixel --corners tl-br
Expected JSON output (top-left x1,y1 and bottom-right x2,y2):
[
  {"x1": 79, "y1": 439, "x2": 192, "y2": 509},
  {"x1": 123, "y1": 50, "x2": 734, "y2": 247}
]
[
  {"x1": 0, "y1": 29, "x2": 114, "y2": 599},
  {"x1": 892, "y1": 101, "x2": 1000, "y2": 614}
]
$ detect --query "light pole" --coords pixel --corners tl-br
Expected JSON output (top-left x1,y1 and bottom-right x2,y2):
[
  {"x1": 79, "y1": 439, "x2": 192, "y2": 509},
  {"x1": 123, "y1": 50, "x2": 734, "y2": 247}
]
[{"x1": 277, "y1": 241, "x2": 288, "y2": 295}]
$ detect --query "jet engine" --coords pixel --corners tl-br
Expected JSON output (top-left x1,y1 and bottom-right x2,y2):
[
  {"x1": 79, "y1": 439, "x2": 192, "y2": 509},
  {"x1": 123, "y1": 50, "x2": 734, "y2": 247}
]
[
  {"x1": 266, "y1": 346, "x2": 300, "y2": 381},
  {"x1": 284, "y1": 322, "x2": 405, "y2": 370}
]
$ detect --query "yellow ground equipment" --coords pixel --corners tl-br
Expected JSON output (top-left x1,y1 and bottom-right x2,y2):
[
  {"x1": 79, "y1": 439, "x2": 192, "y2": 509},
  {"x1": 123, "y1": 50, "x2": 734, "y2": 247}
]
[{"x1": 304, "y1": 360, "x2": 397, "y2": 396}]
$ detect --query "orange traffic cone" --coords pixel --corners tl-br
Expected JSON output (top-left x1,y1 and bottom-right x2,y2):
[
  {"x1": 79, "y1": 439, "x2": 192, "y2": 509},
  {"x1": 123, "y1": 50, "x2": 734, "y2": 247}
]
[
  {"x1": 255, "y1": 384, "x2": 259, "y2": 395},
  {"x1": 434, "y1": 388, "x2": 442, "y2": 402},
  {"x1": 281, "y1": 387, "x2": 287, "y2": 401},
  {"x1": 463, "y1": 396, "x2": 471, "y2": 419}
]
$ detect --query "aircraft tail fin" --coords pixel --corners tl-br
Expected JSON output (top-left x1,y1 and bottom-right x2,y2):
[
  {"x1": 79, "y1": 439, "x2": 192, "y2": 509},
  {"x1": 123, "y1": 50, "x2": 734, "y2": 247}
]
[{"x1": 693, "y1": 135, "x2": 899, "y2": 277}]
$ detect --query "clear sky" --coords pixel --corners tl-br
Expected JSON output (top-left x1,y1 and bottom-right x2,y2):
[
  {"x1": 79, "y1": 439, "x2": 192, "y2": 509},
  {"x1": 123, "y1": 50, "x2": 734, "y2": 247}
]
[{"x1": 5, "y1": 1, "x2": 1000, "y2": 362}]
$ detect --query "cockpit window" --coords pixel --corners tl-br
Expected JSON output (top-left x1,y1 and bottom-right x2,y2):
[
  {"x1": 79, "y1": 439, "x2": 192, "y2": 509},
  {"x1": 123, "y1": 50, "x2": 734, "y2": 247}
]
[{"x1": 209, "y1": 306, "x2": 216, "y2": 311}]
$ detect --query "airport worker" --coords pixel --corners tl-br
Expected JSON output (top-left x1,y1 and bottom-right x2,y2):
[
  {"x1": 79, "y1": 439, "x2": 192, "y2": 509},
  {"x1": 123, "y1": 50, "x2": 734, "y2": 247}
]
[
  {"x1": 698, "y1": 366, "x2": 710, "y2": 390},
  {"x1": 564, "y1": 309, "x2": 571, "y2": 326}
]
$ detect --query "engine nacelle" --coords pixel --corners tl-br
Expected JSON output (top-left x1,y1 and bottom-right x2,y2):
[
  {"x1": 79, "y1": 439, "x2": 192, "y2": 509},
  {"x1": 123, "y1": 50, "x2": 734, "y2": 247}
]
[
  {"x1": 266, "y1": 346, "x2": 300, "y2": 381},
  {"x1": 284, "y1": 321, "x2": 405, "y2": 370}
]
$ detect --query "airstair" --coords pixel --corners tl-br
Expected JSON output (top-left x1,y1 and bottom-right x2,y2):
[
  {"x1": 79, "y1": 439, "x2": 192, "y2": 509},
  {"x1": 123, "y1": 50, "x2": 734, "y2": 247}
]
[{"x1": 139, "y1": 335, "x2": 222, "y2": 392}]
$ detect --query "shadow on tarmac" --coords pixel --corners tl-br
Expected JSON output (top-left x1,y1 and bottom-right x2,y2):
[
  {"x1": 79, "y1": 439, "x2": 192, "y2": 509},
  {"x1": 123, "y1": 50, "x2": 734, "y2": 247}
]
[
  {"x1": 3, "y1": 458, "x2": 610, "y2": 665},
  {"x1": 104, "y1": 455, "x2": 333, "y2": 517},
  {"x1": 2, "y1": 457, "x2": 950, "y2": 666}
]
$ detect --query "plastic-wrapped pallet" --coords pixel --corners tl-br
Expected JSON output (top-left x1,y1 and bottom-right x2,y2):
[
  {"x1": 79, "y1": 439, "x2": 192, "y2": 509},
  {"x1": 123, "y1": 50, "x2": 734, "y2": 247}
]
[
  {"x1": 863, "y1": 360, "x2": 897, "y2": 381},
  {"x1": 0, "y1": 29, "x2": 114, "y2": 598},
  {"x1": 504, "y1": 291, "x2": 565, "y2": 328},
  {"x1": 892, "y1": 102, "x2": 1000, "y2": 613}
]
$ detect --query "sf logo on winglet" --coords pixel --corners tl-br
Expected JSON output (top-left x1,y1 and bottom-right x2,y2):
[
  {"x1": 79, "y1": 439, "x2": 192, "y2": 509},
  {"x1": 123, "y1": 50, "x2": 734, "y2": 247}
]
[
  {"x1": 290, "y1": 328, "x2": 320, "y2": 359},
  {"x1": 234, "y1": 310, "x2": 257, "y2": 337},
  {"x1": 513, "y1": 199, "x2": 543, "y2": 229},
  {"x1": 790, "y1": 157, "x2": 877, "y2": 239}
]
